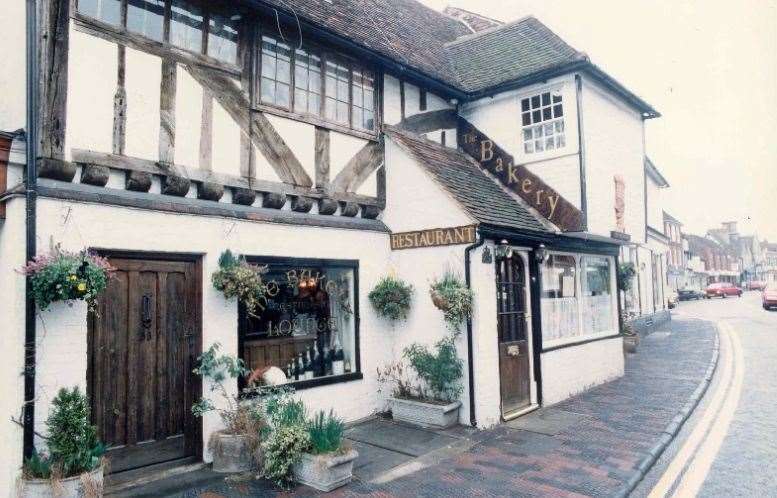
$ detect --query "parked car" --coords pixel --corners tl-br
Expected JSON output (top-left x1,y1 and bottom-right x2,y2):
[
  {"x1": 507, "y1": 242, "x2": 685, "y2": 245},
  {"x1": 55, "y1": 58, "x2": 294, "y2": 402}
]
[
  {"x1": 704, "y1": 282, "x2": 743, "y2": 298},
  {"x1": 763, "y1": 286, "x2": 777, "y2": 310},
  {"x1": 678, "y1": 288, "x2": 704, "y2": 301},
  {"x1": 748, "y1": 280, "x2": 767, "y2": 291},
  {"x1": 667, "y1": 290, "x2": 678, "y2": 309}
]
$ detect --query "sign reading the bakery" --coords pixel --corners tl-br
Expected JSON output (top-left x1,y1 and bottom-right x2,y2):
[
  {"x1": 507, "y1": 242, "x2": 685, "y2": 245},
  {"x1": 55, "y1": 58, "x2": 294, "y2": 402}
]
[
  {"x1": 458, "y1": 119, "x2": 584, "y2": 232},
  {"x1": 391, "y1": 225, "x2": 477, "y2": 250}
]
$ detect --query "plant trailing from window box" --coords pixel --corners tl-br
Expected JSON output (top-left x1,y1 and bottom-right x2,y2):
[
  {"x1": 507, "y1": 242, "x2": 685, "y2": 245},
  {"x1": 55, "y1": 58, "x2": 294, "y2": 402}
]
[
  {"x1": 429, "y1": 271, "x2": 473, "y2": 333},
  {"x1": 618, "y1": 262, "x2": 637, "y2": 292},
  {"x1": 19, "y1": 246, "x2": 115, "y2": 313},
  {"x1": 293, "y1": 410, "x2": 358, "y2": 492},
  {"x1": 192, "y1": 343, "x2": 264, "y2": 472},
  {"x1": 377, "y1": 337, "x2": 464, "y2": 429},
  {"x1": 19, "y1": 387, "x2": 106, "y2": 498},
  {"x1": 212, "y1": 250, "x2": 270, "y2": 317},
  {"x1": 368, "y1": 275, "x2": 414, "y2": 321}
]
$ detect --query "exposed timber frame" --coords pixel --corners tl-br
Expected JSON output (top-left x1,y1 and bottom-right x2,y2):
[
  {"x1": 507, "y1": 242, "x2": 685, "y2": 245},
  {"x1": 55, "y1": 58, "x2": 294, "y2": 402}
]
[
  {"x1": 330, "y1": 141, "x2": 385, "y2": 194},
  {"x1": 395, "y1": 108, "x2": 458, "y2": 135}
]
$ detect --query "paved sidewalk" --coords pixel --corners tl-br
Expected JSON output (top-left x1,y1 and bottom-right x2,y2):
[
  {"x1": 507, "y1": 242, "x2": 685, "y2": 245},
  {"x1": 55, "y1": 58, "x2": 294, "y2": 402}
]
[{"x1": 114, "y1": 316, "x2": 717, "y2": 497}]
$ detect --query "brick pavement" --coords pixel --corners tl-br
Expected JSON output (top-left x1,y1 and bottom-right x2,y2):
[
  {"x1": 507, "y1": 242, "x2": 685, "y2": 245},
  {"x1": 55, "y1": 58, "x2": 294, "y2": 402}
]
[{"x1": 117, "y1": 317, "x2": 717, "y2": 498}]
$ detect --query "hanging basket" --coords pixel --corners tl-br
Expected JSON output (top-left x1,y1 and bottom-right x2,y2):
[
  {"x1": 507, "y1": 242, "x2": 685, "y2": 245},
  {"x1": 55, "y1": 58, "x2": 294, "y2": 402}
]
[{"x1": 429, "y1": 289, "x2": 450, "y2": 311}]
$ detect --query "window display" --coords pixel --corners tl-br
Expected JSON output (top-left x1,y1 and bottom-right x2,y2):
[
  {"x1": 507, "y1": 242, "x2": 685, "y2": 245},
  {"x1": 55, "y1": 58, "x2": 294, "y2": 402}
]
[{"x1": 239, "y1": 257, "x2": 358, "y2": 387}]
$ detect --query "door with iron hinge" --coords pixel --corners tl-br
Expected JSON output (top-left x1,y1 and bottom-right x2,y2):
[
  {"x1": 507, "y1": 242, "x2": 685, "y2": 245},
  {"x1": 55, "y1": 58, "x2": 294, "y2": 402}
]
[
  {"x1": 496, "y1": 252, "x2": 532, "y2": 417},
  {"x1": 88, "y1": 256, "x2": 201, "y2": 473}
]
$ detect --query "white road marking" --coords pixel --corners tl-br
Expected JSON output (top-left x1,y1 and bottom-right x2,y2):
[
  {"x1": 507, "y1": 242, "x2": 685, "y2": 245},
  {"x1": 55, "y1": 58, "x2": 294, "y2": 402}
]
[
  {"x1": 670, "y1": 322, "x2": 744, "y2": 497},
  {"x1": 648, "y1": 323, "x2": 744, "y2": 498},
  {"x1": 647, "y1": 324, "x2": 734, "y2": 498}
]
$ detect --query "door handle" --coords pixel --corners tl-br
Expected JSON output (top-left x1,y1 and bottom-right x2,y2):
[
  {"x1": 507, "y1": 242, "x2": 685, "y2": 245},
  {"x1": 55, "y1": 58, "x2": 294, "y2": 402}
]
[{"x1": 141, "y1": 295, "x2": 153, "y2": 340}]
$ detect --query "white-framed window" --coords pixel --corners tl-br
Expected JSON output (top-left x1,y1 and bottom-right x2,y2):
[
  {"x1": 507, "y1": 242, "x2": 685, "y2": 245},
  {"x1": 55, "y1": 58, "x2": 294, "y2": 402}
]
[
  {"x1": 520, "y1": 90, "x2": 565, "y2": 154},
  {"x1": 540, "y1": 251, "x2": 618, "y2": 348}
]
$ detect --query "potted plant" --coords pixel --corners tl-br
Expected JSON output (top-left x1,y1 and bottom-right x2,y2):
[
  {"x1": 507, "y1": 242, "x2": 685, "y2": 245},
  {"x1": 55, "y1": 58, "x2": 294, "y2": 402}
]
[
  {"x1": 429, "y1": 271, "x2": 474, "y2": 334},
  {"x1": 618, "y1": 262, "x2": 637, "y2": 292},
  {"x1": 293, "y1": 410, "x2": 358, "y2": 492},
  {"x1": 212, "y1": 250, "x2": 269, "y2": 317},
  {"x1": 621, "y1": 314, "x2": 640, "y2": 353},
  {"x1": 260, "y1": 390, "x2": 310, "y2": 489},
  {"x1": 378, "y1": 337, "x2": 463, "y2": 429},
  {"x1": 368, "y1": 275, "x2": 414, "y2": 322},
  {"x1": 192, "y1": 343, "x2": 264, "y2": 473},
  {"x1": 19, "y1": 387, "x2": 106, "y2": 498},
  {"x1": 19, "y1": 246, "x2": 114, "y2": 313}
]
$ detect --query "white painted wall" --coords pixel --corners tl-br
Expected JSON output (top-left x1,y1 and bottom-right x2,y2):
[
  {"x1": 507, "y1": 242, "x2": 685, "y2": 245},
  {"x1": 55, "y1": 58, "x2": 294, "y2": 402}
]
[
  {"x1": 0, "y1": 0, "x2": 26, "y2": 132},
  {"x1": 582, "y1": 77, "x2": 646, "y2": 239},
  {"x1": 646, "y1": 175, "x2": 664, "y2": 231},
  {"x1": 460, "y1": 74, "x2": 582, "y2": 210},
  {"x1": 540, "y1": 336, "x2": 624, "y2": 406}
]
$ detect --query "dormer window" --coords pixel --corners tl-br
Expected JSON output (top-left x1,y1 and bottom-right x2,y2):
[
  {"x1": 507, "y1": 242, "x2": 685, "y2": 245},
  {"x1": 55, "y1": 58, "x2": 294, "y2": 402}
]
[{"x1": 521, "y1": 91, "x2": 565, "y2": 154}]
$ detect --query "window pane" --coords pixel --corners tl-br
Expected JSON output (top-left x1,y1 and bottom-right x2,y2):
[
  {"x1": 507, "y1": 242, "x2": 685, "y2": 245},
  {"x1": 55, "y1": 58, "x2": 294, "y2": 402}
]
[
  {"x1": 78, "y1": 0, "x2": 122, "y2": 25},
  {"x1": 522, "y1": 112, "x2": 531, "y2": 126},
  {"x1": 543, "y1": 107, "x2": 552, "y2": 120},
  {"x1": 337, "y1": 101, "x2": 349, "y2": 124},
  {"x1": 531, "y1": 95, "x2": 540, "y2": 108},
  {"x1": 363, "y1": 109, "x2": 374, "y2": 130},
  {"x1": 325, "y1": 97, "x2": 337, "y2": 121},
  {"x1": 532, "y1": 110, "x2": 541, "y2": 123},
  {"x1": 240, "y1": 262, "x2": 358, "y2": 383},
  {"x1": 353, "y1": 108, "x2": 363, "y2": 130},
  {"x1": 261, "y1": 54, "x2": 276, "y2": 79},
  {"x1": 295, "y1": 65, "x2": 308, "y2": 89},
  {"x1": 521, "y1": 98, "x2": 530, "y2": 112},
  {"x1": 581, "y1": 256, "x2": 614, "y2": 333},
  {"x1": 126, "y1": 0, "x2": 165, "y2": 42},
  {"x1": 295, "y1": 89, "x2": 308, "y2": 113},
  {"x1": 277, "y1": 58, "x2": 291, "y2": 84},
  {"x1": 277, "y1": 83, "x2": 290, "y2": 108},
  {"x1": 208, "y1": 12, "x2": 240, "y2": 64},
  {"x1": 261, "y1": 78, "x2": 276, "y2": 103},
  {"x1": 170, "y1": 0, "x2": 204, "y2": 53},
  {"x1": 553, "y1": 104, "x2": 563, "y2": 118},
  {"x1": 542, "y1": 92, "x2": 551, "y2": 106},
  {"x1": 540, "y1": 254, "x2": 580, "y2": 344},
  {"x1": 363, "y1": 89, "x2": 374, "y2": 110}
]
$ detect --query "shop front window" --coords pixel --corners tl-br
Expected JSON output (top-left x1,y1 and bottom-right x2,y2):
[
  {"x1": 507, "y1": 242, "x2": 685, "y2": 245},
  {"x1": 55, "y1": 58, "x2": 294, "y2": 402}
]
[
  {"x1": 239, "y1": 257, "x2": 358, "y2": 388},
  {"x1": 541, "y1": 254, "x2": 579, "y2": 345},
  {"x1": 581, "y1": 256, "x2": 615, "y2": 334}
]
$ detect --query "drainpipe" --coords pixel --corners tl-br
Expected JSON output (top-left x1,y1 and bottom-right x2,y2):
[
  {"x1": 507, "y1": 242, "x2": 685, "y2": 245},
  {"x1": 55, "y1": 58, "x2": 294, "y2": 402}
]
[
  {"x1": 464, "y1": 230, "x2": 485, "y2": 428},
  {"x1": 23, "y1": 0, "x2": 39, "y2": 460},
  {"x1": 574, "y1": 74, "x2": 588, "y2": 231}
]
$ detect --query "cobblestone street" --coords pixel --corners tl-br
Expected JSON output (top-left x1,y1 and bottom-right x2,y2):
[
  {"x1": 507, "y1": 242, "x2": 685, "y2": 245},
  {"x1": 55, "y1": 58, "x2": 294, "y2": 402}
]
[{"x1": 118, "y1": 315, "x2": 718, "y2": 497}]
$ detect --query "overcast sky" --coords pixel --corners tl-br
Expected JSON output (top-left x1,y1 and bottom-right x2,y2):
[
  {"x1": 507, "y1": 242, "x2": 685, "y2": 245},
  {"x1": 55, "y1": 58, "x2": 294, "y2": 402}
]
[{"x1": 421, "y1": 0, "x2": 777, "y2": 242}]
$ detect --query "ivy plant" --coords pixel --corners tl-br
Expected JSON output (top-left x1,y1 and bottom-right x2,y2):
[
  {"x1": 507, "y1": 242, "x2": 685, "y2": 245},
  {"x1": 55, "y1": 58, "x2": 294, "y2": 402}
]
[
  {"x1": 212, "y1": 250, "x2": 270, "y2": 317},
  {"x1": 368, "y1": 275, "x2": 414, "y2": 321}
]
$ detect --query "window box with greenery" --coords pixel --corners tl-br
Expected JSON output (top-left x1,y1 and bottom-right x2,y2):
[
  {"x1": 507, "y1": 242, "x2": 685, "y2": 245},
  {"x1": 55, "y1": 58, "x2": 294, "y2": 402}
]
[
  {"x1": 19, "y1": 387, "x2": 106, "y2": 498},
  {"x1": 429, "y1": 271, "x2": 473, "y2": 334},
  {"x1": 192, "y1": 343, "x2": 264, "y2": 473},
  {"x1": 378, "y1": 337, "x2": 463, "y2": 429},
  {"x1": 19, "y1": 246, "x2": 114, "y2": 313}
]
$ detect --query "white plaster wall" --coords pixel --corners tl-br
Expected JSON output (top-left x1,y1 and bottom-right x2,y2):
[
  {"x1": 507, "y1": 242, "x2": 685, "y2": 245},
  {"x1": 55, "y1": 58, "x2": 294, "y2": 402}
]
[
  {"x1": 175, "y1": 68, "x2": 205, "y2": 169},
  {"x1": 265, "y1": 114, "x2": 314, "y2": 181},
  {"x1": 211, "y1": 97, "x2": 242, "y2": 177},
  {"x1": 382, "y1": 73, "x2": 454, "y2": 126},
  {"x1": 460, "y1": 74, "x2": 582, "y2": 210},
  {"x1": 0, "y1": 0, "x2": 26, "y2": 132},
  {"x1": 540, "y1": 336, "x2": 624, "y2": 406},
  {"x1": 124, "y1": 47, "x2": 161, "y2": 161},
  {"x1": 646, "y1": 177, "x2": 664, "y2": 231},
  {"x1": 582, "y1": 77, "x2": 646, "y2": 239},
  {"x1": 66, "y1": 29, "x2": 117, "y2": 159},
  {"x1": 383, "y1": 74, "x2": 403, "y2": 125},
  {"x1": 329, "y1": 131, "x2": 368, "y2": 182},
  {"x1": 382, "y1": 138, "x2": 474, "y2": 232},
  {"x1": 0, "y1": 198, "x2": 27, "y2": 498},
  {"x1": 27, "y1": 196, "x2": 394, "y2": 464}
]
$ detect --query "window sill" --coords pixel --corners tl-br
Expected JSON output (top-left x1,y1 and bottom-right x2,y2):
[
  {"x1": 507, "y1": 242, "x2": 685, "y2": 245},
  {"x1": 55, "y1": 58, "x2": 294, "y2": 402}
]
[
  {"x1": 541, "y1": 331, "x2": 620, "y2": 352},
  {"x1": 517, "y1": 149, "x2": 578, "y2": 167},
  {"x1": 253, "y1": 103, "x2": 379, "y2": 142},
  {"x1": 285, "y1": 372, "x2": 364, "y2": 391}
]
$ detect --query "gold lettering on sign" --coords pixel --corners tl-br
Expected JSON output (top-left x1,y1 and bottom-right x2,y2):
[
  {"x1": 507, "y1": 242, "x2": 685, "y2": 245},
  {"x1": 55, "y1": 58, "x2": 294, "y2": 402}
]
[
  {"x1": 535, "y1": 189, "x2": 544, "y2": 206},
  {"x1": 547, "y1": 193, "x2": 559, "y2": 220},
  {"x1": 480, "y1": 140, "x2": 494, "y2": 162},
  {"x1": 495, "y1": 157, "x2": 504, "y2": 172},
  {"x1": 390, "y1": 225, "x2": 477, "y2": 250},
  {"x1": 508, "y1": 164, "x2": 520, "y2": 184},
  {"x1": 522, "y1": 178, "x2": 533, "y2": 194}
]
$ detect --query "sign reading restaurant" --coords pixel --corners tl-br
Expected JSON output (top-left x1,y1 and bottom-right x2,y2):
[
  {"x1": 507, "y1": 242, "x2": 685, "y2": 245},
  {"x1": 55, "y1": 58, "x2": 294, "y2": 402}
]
[
  {"x1": 391, "y1": 225, "x2": 477, "y2": 250},
  {"x1": 458, "y1": 119, "x2": 584, "y2": 232}
]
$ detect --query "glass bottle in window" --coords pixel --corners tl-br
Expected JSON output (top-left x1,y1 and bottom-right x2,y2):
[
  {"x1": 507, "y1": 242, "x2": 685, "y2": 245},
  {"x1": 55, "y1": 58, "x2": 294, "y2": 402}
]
[
  {"x1": 312, "y1": 344, "x2": 323, "y2": 377},
  {"x1": 323, "y1": 343, "x2": 332, "y2": 376},
  {"x1": 303, "y1": 346, "x2": 314, "y2": 380},
  {"x1": 332, "y1": 336, "x2": 344, "y2": 376},
  {"x1": 295, "y1": 353, "x2": 304, "y2": 381}
]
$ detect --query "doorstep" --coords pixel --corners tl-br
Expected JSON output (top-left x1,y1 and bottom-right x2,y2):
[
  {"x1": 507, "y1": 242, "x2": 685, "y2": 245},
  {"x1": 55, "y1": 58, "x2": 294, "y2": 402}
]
[{"x1": 105, "y1": 457, "x2": 207, "y2": 496}]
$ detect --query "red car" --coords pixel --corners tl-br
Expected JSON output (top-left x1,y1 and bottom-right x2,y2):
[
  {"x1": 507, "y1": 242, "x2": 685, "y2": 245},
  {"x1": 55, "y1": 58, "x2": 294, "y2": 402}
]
[
  {"x1": 763, "y1": 286, "x2": 777, "y2": 310},
  {"x1": 748, "y1": 280, "x2": 767, "y2": 291},
  {"x1": 704, "y1": 282, "x2": 742, "y2": 299}
]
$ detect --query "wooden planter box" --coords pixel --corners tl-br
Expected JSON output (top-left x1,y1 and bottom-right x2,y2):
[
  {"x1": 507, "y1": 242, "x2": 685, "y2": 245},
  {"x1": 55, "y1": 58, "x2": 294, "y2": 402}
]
[
  {"x1": 18, "y1": 466, "x2": 103, "y2": 498},
  {"x1": 390, "y1": 397, "x2": 461, "y2": 429},
  {"x1": 293, "y1": 449, "x2": 358, "y2": 492}
]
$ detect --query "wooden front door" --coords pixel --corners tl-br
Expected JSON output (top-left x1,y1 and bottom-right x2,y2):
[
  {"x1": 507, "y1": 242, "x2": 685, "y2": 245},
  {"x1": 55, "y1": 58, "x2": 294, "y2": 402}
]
[
  {"x1": 88, "y1": 256, "x2": 201, "y2": 473},
  {"x1": 496, "y1": 253, "x2": 532, "y2": 417}
]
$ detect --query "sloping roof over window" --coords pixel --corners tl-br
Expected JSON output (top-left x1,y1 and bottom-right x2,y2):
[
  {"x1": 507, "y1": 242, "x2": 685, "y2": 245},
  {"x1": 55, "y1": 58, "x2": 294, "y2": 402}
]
[
  {"x1": 663, "y1": 211, "x2": 681, "y2": 225},
  {"x1": 385, "y1": 127, "x2": 550, "y2": 234},
  {"x1": 645, "y1": 157, "x2": 670, "y2": 187},
  {"x1": 251, "y1": 1, "x2": 659, "y2": 115}
]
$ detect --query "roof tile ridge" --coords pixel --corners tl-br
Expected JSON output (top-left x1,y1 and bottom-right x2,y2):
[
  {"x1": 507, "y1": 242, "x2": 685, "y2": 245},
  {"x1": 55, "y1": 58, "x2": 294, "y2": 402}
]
[{"x1": 443, "y1": 14, "x2": 538, "y2": 47}]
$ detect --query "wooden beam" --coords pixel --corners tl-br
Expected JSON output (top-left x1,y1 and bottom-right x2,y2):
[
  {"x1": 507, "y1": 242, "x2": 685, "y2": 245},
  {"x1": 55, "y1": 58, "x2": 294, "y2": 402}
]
[
  {"x1": 199, "y1": 91, "x2": 213, "y2": 170},
  {"x1": 396, "y1": 109, "x2": 458, "y2": 135},
  {"x1": 159, "y1": 60, "x2": 177, "y2": 165},
  {"x1": 330, "y1": 142, "x2": 385, "y2": 193},
  {"x1": 113, "y1": 45, "x2": 127, "y2": 155},
  {"x1": 38, "y1": 0, "x2": 70, "y2": 159},
  {"x1": 70, "y1": 148, "x2": 383, "y2": 208},
  {"x1": 314, "y1": 127, "x2": 330, "y2": 189},
  {"x1": 184, "y1": 65, "x2": 312, "y2": 187}
]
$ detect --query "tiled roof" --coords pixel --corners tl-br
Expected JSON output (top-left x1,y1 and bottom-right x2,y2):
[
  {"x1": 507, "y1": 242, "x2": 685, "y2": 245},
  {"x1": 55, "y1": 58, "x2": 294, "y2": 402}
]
[
  {"x1": 386, "y1": 128, "x2": 549, "y2": 233},
  {"x1": 445, "y1": 16, "x2": 585, "y2": 93},
  {"x1": 253, "y1": 0, "x2": 470, "y2": 86},
  {"x1": 663, "y1": 211, "x2": 681, "y2": 224}
]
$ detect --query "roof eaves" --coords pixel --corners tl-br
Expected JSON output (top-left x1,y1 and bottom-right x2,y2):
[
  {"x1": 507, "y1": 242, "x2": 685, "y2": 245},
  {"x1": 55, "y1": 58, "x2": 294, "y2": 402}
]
[{"x1": 645, "y1": 157, "x2": 670, "y2": 187}]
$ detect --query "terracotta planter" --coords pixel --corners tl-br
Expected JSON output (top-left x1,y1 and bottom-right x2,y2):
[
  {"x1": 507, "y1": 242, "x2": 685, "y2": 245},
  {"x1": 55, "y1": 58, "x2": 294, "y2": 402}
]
[
  {"x1": 18, "y1": 466, "x2": 103, "y2": 498},
  {"x1": 390, "y1": 397, "x2": 461, "y2": 429},
  {"x1": 293, "y1": 449, "x2": 358, "y2": 492},
  {"x1": 623, "y1": 334, "x2": 640, "y2": 354},
  {"x1": 210, "y1": 432, "x2": 258, "y2": 473}
]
